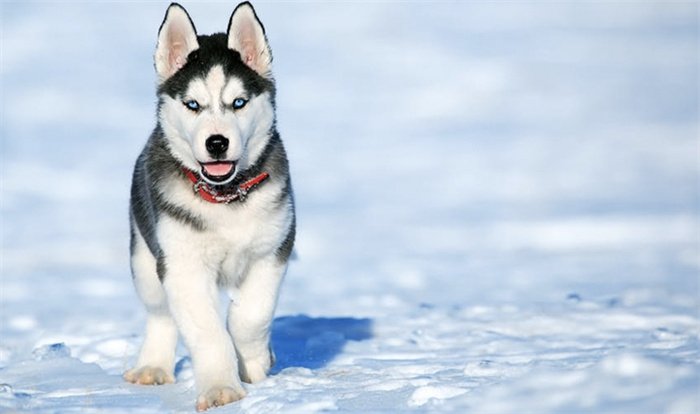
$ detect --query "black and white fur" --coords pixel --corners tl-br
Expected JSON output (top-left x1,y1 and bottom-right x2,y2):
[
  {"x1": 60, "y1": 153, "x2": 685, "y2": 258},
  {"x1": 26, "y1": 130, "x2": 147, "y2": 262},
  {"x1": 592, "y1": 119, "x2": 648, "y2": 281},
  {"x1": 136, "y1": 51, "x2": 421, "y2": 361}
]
[{"x1": 124, "y1": 3, "x2": 294, "y2": 411}]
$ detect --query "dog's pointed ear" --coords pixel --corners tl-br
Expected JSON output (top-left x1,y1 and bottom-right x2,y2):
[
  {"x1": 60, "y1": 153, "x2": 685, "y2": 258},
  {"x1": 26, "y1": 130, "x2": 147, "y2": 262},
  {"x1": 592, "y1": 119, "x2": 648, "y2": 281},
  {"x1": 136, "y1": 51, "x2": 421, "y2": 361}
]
[
  {"x1": 155, "y1": 3, "x2": 199, "y2": 82},
  {"x1": 227, "y1": 2, "x2": 272, "y2": 78}
]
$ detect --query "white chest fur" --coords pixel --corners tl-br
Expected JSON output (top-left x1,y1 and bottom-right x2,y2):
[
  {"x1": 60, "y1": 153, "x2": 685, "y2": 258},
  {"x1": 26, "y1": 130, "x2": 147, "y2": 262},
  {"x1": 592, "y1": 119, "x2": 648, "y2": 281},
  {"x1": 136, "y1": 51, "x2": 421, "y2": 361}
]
[{"x1": 156, "y1": 173, "x2": 292, "y2": 287}]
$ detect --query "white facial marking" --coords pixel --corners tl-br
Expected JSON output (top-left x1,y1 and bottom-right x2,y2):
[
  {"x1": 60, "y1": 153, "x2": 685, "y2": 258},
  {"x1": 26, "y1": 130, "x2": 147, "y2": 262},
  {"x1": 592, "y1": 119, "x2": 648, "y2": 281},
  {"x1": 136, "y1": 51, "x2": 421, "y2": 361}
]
[
  {"x1": 185, "y1": 66, "x2": 242, "y2": 164},
  {"x1": 159, "y1": 65, "x2": 276, "y2": 176}
]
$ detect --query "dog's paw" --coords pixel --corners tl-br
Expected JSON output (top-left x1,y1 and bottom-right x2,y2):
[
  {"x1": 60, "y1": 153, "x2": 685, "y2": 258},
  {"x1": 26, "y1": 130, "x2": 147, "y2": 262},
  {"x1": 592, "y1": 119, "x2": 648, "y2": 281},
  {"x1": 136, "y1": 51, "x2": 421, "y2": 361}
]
[
  {"x1": 196, "y1": 386, "x2": 246, "y2": 412},
  {"x1": 239, "y1": 346, "x2": 274, "y2": 384},
  {"x1": 123, "y1": 366, "x2": 175, "y2": 385},
  {"x1": 240, "y1": 361, "x2": 268, "y2": 384}
]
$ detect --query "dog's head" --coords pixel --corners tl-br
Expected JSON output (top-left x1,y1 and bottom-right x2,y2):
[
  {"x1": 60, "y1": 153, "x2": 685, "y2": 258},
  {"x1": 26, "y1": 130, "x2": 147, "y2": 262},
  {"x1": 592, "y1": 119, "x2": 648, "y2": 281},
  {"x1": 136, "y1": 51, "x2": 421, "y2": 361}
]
[{"x1": 155, "y1": 2, "x2": 275, "y2": 185}]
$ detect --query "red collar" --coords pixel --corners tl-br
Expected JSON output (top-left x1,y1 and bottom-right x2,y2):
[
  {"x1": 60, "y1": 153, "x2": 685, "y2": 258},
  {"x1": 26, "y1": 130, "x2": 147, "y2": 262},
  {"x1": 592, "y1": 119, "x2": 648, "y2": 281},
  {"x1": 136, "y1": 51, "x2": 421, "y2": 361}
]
[{"x1": 182, "y1": 167, "x2": 270, "y2": 204}]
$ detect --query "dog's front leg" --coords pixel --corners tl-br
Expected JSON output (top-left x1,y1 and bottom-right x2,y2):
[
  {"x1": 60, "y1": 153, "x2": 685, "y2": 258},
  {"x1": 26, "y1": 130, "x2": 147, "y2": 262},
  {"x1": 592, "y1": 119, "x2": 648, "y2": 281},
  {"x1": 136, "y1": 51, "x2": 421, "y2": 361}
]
[
  {"x1": 160, "y1": 230, "x2": 245, "y2": 410},
  {"x1": 228, "y1": 255, "x2": 287, "y2": 384},
  {"x1": 163, "y1": 262, "x2": 246, "y2": 410}
]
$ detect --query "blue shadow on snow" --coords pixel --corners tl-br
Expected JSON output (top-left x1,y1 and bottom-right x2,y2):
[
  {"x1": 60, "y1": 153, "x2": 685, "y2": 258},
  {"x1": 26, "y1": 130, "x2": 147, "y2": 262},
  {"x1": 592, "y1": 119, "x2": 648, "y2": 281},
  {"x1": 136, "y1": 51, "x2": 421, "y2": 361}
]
[{"x1": 270, "y1": 315, "x2": 373, "y2": 373}]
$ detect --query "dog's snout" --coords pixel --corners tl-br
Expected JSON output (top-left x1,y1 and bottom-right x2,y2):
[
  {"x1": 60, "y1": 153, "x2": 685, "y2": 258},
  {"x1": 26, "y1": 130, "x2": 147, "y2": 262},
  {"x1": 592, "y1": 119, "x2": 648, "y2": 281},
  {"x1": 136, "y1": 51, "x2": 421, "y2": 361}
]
[{"x1": 205, "y1": 135, "x2": 229, "y2": 158}]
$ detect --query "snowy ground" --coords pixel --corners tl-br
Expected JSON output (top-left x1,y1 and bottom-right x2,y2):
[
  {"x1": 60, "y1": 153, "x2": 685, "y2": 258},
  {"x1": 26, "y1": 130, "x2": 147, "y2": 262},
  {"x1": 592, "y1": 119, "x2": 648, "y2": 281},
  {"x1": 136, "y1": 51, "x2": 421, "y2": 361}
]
[{"x1": 1, "y1": 2, "x2": 699, "y2": 413}]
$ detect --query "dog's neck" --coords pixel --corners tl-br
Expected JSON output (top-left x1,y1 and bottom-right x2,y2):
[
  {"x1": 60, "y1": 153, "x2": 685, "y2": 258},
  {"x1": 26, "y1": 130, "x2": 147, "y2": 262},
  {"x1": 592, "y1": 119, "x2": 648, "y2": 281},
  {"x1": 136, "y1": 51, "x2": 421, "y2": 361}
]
[{"x1": 182, "y1": 167, "x2": 270, "y2": 204}]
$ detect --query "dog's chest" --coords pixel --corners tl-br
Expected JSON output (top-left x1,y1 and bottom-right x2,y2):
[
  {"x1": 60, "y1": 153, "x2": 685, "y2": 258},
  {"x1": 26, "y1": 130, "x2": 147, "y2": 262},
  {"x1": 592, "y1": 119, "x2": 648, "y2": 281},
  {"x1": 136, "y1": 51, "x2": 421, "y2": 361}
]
[
  {"x1": 212, "y1": 206, "x2": 273, "y2": 250},
  {"x1": 207, "y1": 208, "x2": 265, "y2": 281},
  {"x1": 176, "y1": 179, "x2": 288, "y2": 280},
  {"x1": 156, "y1": 175, "x2": 289, "y2": 285}
]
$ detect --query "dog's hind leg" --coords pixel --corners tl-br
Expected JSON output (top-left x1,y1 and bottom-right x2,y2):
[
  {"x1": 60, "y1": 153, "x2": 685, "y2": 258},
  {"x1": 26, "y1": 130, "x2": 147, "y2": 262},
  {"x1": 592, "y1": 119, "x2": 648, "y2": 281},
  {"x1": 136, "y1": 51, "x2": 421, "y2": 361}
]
[
  {"x1": 227, "y1": 255, "x2": 287, "y2": 384},
  {"x1": 124, "y1": 225, "x2": 178, "y2": 385}
]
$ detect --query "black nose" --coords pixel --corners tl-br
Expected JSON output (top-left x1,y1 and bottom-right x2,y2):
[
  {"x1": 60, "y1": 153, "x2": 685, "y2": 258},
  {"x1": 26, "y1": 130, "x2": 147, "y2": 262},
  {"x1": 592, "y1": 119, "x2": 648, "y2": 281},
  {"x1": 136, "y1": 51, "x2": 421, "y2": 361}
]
[{"x1": 205, "y1": 135, "x2": 229, "y2": 158}]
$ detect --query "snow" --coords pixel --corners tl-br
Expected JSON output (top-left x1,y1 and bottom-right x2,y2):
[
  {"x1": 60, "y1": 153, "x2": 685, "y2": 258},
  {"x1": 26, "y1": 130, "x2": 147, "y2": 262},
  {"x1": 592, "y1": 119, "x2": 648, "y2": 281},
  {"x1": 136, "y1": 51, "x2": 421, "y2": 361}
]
[{"x1": 1, "y1": 1, "x2": 698, "y2": 413}]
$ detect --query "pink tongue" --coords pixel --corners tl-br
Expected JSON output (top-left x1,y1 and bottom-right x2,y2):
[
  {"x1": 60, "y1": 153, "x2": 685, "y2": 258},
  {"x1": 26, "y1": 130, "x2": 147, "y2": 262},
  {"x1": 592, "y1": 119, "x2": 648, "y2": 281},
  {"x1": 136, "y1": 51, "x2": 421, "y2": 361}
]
[{"x1": 203, "y1": 162, "x2": 234, "y2": 177}]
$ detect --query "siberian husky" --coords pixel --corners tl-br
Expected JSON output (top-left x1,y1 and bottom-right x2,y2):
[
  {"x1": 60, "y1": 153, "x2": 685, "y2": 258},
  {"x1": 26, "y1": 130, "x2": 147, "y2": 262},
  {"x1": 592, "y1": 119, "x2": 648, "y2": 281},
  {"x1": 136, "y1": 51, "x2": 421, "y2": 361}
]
[{"x1": 124, "y1": 2, "x2": 295, "y2": 411}]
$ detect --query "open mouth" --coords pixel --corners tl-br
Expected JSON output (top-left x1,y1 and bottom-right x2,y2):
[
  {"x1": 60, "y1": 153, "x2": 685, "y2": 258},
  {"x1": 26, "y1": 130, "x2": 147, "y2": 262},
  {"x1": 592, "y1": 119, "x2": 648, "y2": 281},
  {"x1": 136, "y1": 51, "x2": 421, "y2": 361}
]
[{"x1": 199, "y1": 161, "x2": 236, "y2": 183}]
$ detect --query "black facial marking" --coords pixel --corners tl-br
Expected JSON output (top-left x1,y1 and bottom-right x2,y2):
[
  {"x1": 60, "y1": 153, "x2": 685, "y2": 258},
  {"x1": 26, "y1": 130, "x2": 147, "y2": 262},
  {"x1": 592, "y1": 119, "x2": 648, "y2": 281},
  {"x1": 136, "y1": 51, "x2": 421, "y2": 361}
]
[{"x1": 158, "y1": 33, "x2": 275, "y2": 102}]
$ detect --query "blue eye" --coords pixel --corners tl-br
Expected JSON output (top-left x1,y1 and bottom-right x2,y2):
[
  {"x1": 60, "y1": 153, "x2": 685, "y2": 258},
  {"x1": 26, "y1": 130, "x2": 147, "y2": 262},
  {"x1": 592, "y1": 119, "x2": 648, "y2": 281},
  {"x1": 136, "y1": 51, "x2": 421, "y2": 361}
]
[
  {"x1": 184, "y1": 100, "x2": 200, "y2": 111},
  {"x1": 233, "y1": 98, "x2": 247, "y2": 110}
]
